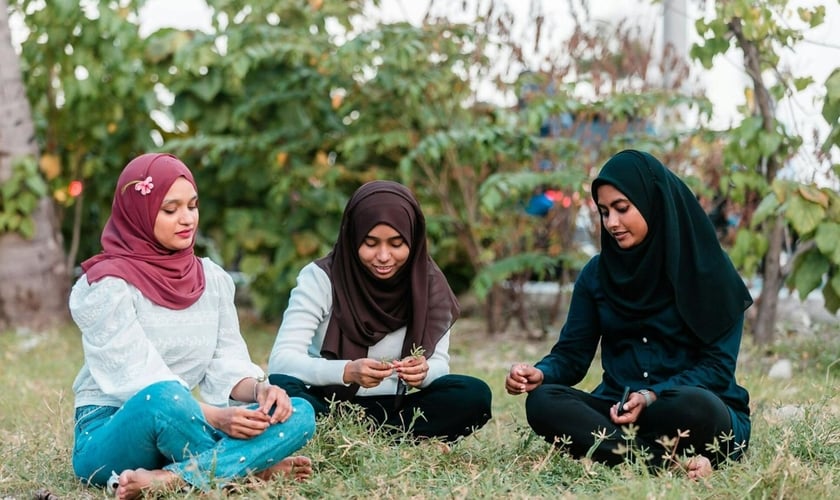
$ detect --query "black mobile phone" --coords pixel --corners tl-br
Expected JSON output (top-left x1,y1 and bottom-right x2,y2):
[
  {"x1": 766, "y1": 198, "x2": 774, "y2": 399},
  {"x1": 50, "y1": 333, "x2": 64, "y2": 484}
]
[
  {"x1": 616, "y1": 386, "x2": 631, "y2": 415},
  {"x1": 394, "y1": 378, "x2": 407, "y2": 410}
]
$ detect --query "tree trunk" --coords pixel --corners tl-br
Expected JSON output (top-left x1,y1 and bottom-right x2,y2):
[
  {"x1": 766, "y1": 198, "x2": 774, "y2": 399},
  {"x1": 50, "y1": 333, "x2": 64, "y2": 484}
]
[
  {"x1": 485, "y1": 283, "x2": 510, "y2": 335},
  {"x1": 0, "y1": 1, "x2": 69, "y2": 331},
  {"x1": 729, "y1": 17, "x2": 787, "y2": 344},
  {"x1": 752, "y1": 215, "x2": 785, "y2": 344}
]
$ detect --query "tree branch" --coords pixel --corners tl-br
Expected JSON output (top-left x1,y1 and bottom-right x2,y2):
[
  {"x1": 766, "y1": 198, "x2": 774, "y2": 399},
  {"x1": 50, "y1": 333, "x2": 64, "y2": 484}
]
[{"x1": 780, "y1": 239, "x2": 816, "y2": 277}]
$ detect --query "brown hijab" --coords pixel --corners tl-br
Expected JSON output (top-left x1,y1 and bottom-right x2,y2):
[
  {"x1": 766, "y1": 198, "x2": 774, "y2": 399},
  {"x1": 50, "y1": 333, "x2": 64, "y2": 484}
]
[
  {"x1": 316, "y1": 181, "x2": 459, "y2": 398},
  {"x1": 81, "y1": 153, "x2": 206, "y2": 309}
]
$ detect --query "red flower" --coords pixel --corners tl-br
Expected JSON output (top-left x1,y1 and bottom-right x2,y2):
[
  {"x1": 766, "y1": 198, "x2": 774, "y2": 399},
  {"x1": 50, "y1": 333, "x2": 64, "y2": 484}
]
[{"x1": 68, "y1": 180, "x2": 83, "y2": 197}]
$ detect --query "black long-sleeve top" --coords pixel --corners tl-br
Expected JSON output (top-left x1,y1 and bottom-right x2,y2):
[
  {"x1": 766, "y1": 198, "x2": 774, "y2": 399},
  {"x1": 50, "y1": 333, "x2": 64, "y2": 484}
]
[{"x1": 534, "y1": 255, "x2": 751, "y2": 445}]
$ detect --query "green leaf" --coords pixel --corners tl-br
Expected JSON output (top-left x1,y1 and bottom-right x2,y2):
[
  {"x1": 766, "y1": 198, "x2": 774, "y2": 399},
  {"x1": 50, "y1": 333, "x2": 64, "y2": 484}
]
[
  {"x1": 758, "y1": 132, "x2": 782, "y2": 157},
  {"x1": 17, "y1": 193, "x2": 37, "y2": 213},
  {"x1": 787, "y1": 249, "x2": 830, "y2": 300},
  {"x1": 737, "y1": 116, "x2": 764, "y2": 141},
  {"x1": 240, "y1": 254, "x2": 268, "y2": 276},
  {"x1": 826, "y1": 189, "x2": 840, "y2": 221},
  {"x1": 792, "y1": 76, "x2": 814, "y2": 92},
  {"x1": 189, "y1": 71, "x2": 224, "y2": 102},
  {"x1": 790, "y1": 250, "x2": 829, "y2": 300},
  {"x1": 729, "y1": 229, "x2": 767, "y2": 276},
  {"x1": 24, "y1": 175, "x2": 47, "y2": 198},
  {"x1": 823, "y1": 69, "x2": 840, "y2": 118},
  {"x1": 145, "y1": 29, "x2": 193, "y2": 63},
  {"x1": 826, "y1": 273, "x2": 840, "y2": 314},
  {"x1": 814, "y1": 222, "x2": 840, "y2": 265},
  {"x1": 19, "y1": 218, "x2": 35, "y2": 239},
  {"x1": 472, "y1": 253, "x2": 558, "y2": 299},
  {"x1": 822, "y1": 70, "x2": 840, "y2": 149},
  {"x1": 750, "y1": 194, "x2": 779, "y2": 228},
  {"x1": 798, "y1": 6, "x2": 826, "y2": 28},
  {"x1": 786, "y1": 194, "x2": 825, "y2": 235}
]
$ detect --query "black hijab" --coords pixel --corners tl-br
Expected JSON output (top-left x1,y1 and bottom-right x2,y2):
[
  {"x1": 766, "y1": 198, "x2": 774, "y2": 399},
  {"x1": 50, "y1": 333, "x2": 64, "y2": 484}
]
[
  {"x1": 591, "y1": 150, "x2": 753, "y2": 344},
  {"x1": 315, "y1": 180, "x2": 460, "y2": 399}
]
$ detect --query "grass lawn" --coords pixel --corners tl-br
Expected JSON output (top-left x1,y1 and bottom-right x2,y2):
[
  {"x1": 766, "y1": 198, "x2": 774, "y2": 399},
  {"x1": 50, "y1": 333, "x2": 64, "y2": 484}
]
[{"x1": 1, "y1": 312, "x2": 838, "y2": 499}]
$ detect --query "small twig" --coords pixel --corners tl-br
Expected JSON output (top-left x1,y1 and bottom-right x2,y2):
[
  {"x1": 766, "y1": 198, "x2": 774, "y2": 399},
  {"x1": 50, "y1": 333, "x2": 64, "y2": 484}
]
[{"x1": 825, "y1": 358, "x2": 840, "y2": 385}]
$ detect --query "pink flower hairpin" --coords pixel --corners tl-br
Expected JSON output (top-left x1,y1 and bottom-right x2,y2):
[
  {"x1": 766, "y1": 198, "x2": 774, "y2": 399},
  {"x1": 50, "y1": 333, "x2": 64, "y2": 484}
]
[
  {"x1": 135, "y1": 176, "x2": 154, "y2": 195},
  {"x1": 121, "y1": 176, "x2": 154, "y2": 195}
]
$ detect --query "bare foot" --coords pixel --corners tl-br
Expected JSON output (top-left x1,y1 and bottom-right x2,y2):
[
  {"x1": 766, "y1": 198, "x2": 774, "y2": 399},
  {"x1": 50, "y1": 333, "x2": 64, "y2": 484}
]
[
  {"x1": 116, "y1": 468, "x2": 182, "y2": 500},
  {"x1": 256, "y1": 456, "x2": 313, "y2": 482},
  {"x1": 686, "y1": 455, "x2": 712, "y2": 480}
]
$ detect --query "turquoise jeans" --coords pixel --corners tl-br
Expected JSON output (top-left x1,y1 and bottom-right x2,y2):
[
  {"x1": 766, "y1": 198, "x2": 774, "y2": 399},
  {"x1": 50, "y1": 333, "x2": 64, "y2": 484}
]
[{"x1": 73, "y1": 381, "x2": 316, "y2": 491}]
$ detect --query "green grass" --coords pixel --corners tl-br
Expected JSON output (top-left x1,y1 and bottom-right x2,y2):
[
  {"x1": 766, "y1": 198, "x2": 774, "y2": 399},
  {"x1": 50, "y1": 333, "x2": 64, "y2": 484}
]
[{"x1": 1, "y1": 315, "x2": 838, "y2": 499}]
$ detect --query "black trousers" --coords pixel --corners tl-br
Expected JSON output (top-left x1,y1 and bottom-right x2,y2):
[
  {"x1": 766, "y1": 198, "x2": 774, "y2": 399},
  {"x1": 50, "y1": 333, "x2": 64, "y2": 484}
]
[
  {"x1": 269, "y1": 373, "x2": 492, "y2": 443},
  {"x1": 525, "y1": 385, "x2": 736, "y2": 467}
]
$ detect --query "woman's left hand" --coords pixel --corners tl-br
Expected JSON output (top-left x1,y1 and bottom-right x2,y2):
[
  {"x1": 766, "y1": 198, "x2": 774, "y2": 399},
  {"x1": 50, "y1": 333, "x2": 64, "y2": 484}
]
[
  {"x1": 393, "y1": 355, "x2": 429, "y2": 388},
  {"x1": 202, "y1": 404, "x2": 271, "y2": 439},
  {"x1": 609, "y1": 392, "x2": 645, "y2": 424},
  {"x1": 255, "y1": 383, "x2": 294, "y2": 424}
]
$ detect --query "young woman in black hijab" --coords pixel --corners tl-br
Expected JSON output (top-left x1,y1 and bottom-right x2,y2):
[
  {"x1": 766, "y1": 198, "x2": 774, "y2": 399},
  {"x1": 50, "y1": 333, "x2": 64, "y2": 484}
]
[
  {"x1": 505, "y1": 150, "x2": 753, "y2": 478},
  {"x1": 268, "y1": 180, "x2": 491, "y2": 443}
]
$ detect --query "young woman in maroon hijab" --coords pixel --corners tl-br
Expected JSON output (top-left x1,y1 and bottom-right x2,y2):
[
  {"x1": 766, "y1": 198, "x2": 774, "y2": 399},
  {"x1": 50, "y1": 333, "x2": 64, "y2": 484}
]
[
  {"x1": 69, "y1": 153, "x2": 316, "y2": 499},
  {"x1": 268, "y1": 180, "x2": 491, "y2": 443}
]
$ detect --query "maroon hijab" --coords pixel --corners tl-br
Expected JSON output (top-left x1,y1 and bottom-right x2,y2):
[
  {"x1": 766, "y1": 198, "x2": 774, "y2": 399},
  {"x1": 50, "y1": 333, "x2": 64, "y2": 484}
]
[
  {"x1": 81, "y1": 153, "x2": 205, "y2": 309},
  {"x1": 316, "y1": 181, "x2": 459, "y2": 396}
]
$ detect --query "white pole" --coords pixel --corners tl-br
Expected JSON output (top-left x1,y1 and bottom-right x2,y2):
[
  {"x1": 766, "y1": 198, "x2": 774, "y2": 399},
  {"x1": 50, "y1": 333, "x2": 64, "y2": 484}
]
[{"x1": 663, "y1": 0, "x2": 688, "y2": 89}]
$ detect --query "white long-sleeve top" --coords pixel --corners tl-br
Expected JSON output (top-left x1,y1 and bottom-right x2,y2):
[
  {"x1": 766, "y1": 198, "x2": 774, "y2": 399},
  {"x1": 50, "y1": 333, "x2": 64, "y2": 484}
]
[
  {"x1": 70, "y1": 258, "x2": 263, "y2": 408},
  {"x1": 268, "y1": 262, "x2": 451, "y2": 397}
]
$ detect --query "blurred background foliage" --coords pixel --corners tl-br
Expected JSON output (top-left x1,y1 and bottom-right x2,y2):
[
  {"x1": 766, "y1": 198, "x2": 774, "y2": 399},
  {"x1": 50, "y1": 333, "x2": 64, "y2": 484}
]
[{"x1": 7, "y1": 0, "x2": 839, "y2": 337}]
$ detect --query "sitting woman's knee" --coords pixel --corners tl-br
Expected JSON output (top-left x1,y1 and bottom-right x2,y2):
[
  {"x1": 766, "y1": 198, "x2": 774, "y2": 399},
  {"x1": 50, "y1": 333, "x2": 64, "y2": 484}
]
[
  {"x1": 123, "y1": 380, "x2": 198, "y2": 420},
  {"x1": 290, "y1": 397, "x2": 317, "y2": 433}
]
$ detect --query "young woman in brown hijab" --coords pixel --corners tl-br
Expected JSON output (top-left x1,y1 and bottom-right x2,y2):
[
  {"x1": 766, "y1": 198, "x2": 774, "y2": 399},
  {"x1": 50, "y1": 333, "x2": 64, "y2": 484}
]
[{"x1": 268, "y1": 180, "x2": 491, "y2": 443}]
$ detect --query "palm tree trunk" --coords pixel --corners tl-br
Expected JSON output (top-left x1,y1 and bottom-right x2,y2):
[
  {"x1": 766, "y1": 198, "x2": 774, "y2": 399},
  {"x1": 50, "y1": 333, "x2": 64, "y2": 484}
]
[{"x1": 0, "y1": 0, "x2": 69, "y2": 330}]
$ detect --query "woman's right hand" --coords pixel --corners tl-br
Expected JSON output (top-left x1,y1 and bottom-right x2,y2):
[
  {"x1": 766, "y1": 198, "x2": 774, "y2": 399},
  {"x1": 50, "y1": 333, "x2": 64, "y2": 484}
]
[
  {"x1": 505, "y1": 363, "x2": 544, "y2": 395},
  {"x1": 343, "y1": 358, "x2": 394, "y2": 388}
]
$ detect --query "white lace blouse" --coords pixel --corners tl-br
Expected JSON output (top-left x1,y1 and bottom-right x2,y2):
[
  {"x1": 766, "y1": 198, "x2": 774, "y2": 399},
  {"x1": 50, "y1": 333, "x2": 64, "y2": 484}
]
[{"x1": 70, "y1": 258, "x2": 263, "y2": 408}]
